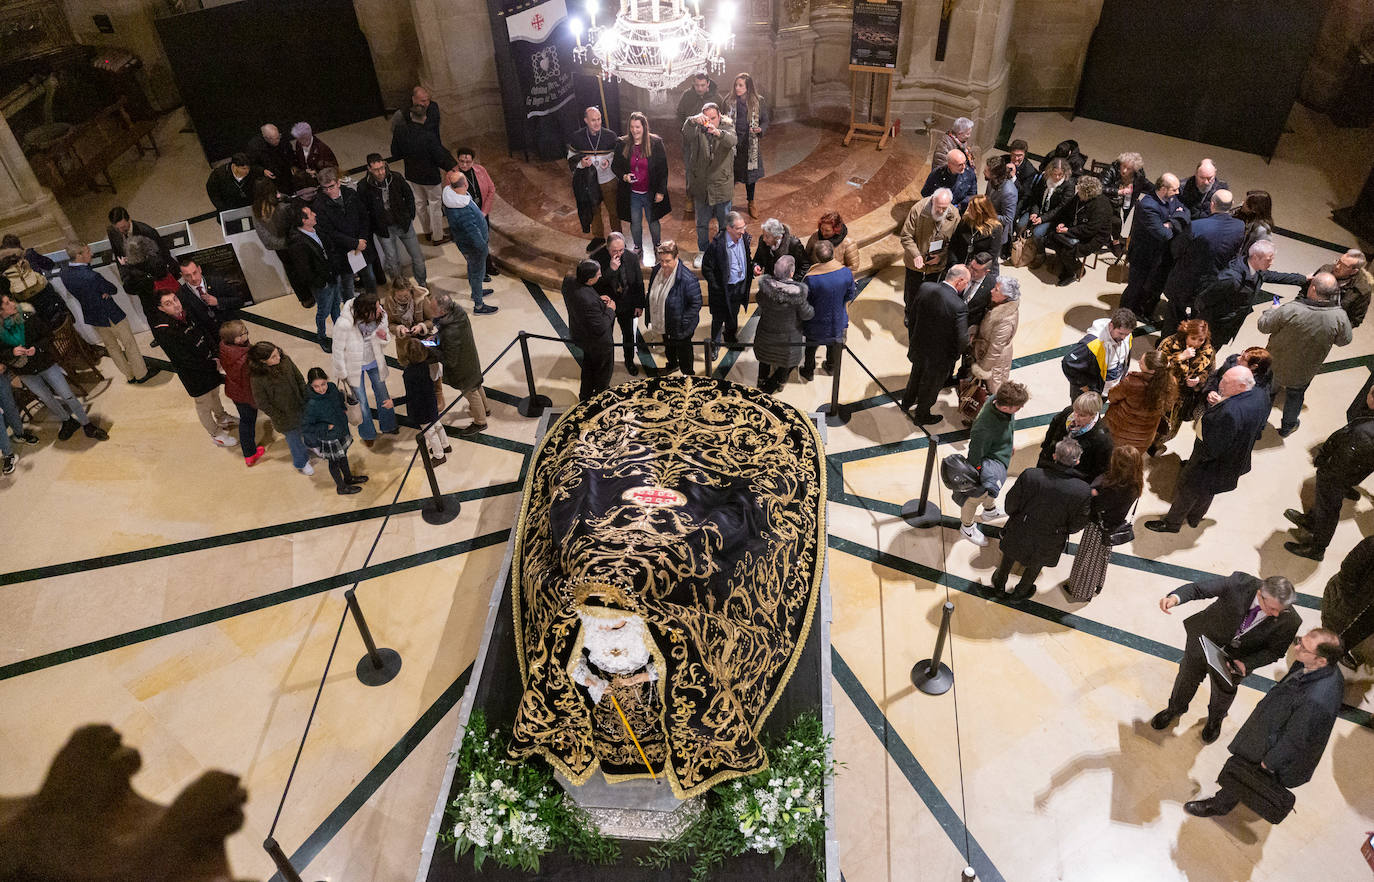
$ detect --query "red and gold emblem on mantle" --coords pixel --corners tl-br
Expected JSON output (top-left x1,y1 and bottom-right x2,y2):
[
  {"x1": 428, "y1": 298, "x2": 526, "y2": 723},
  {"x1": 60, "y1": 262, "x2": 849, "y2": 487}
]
[{"x1": 621, "y1": 486, "x2": 687, "y2": 508}]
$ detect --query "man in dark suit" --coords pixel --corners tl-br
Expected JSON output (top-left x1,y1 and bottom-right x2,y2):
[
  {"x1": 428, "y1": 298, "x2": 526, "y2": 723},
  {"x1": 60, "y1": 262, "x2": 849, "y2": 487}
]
[
  {"x1": 1195, "y1": 238, "x2": 1310, "y2": 347},
  {"x1": 1284, "y1": 382, "x2": 1374, "y2": 561},
  {"x1": 1177, "y1": 159, "x2": 1228, "y2": 220},
  {"x1": 1147, "y1": 365, "x2": 1271, "y2": 533},
  {"x1": 244, "y1": 124, "x2": 294, "y2": 188},
  {"x1": 900, "y1": 264, "x2": 970, "y2": 425},
  {"x1": 177, "y1": 256, "x2": 242, "y2": 336},
  {"x1": 1121, "y1": 173, "x2": 1187, "y2": 319},
  {"x1": 204, "y1": 153, "x2": 261, "y2": 213},
  {"x1": 312, "y1": 167, "x2": 376, "y2": 302},
  {"x1": 990, "y1": 438, "x2": 1092, "y2": 602},
  {"x1": 1152, "y1": 573, "x2": 1302, "y2": 743},
  {"x1": 701, "y1": 210, "x2": 753, "y2": 354},
  {"x1": 1186, "y1": 628, "x2": 1344, "y2": 819},
  {"x1": 591, "y1": 233, "x2": 646, "y2": 376},
  {"x1": 285, "y1": 204, "x2": 340, "y2": 351},
  {"x1": 564, "y1": 260, "x2": 616, "y2": 400},
  {"x1": 1159, "y1": 190, "x2": 1243, "y2": 331}
]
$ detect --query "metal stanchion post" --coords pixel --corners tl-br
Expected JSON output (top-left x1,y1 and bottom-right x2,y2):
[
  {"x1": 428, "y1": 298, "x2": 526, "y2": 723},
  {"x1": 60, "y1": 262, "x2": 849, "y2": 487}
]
[
  {"x1": 901, "y1": 437, "x2": 943, "y2": 527},
  {"x1": 516, "y1": 331, "x2": 551, "y2": 418},
  {"x1": 416, "y1": 435, "x2": 460, "y2": 525},
  {"x1": 912, "y1": 600, "x2": 955, "y2": 694},
  {"x1": 703, "y1": 339, "x2": 714, "y2": 376},
  {"x1": 344, "y1": 588, "x2": 402, "y2": 686},
  {"x1": 816, "y1": 343, "x2": 851, "y2": 426},
  {"x1": 263, "y1": 837, "x2": 305, "y2": 882}
]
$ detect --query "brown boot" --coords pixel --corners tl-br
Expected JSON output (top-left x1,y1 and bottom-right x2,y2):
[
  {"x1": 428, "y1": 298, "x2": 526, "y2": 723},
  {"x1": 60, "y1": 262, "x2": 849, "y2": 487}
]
[{"x1": 747, "y1": 200, "x2": 757, "y2": 218}]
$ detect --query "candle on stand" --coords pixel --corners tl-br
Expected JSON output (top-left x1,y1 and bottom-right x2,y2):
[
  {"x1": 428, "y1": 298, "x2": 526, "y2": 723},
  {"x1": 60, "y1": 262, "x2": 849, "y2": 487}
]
[{"x1": 586, "y1": 0, "x2": 597, "y2": 27}]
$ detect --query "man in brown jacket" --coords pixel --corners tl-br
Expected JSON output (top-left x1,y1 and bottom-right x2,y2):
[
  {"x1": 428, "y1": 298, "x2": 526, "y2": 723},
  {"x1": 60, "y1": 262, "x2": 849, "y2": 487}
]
[{"x1": 899, "y1": 187, "x2": 961, "y2": 308}]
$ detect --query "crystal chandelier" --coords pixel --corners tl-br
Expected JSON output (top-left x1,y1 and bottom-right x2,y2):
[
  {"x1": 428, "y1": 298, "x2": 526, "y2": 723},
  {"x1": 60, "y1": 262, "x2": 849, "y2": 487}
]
[{"x1": 571, "y1": 0, "x2": 735, "y2": 97}]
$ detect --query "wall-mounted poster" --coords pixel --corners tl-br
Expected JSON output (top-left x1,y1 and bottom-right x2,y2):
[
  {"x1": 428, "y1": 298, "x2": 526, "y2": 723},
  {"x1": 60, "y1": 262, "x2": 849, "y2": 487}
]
[{"x1": 850, "y1": 1, "x2": 901, "y2": 68}]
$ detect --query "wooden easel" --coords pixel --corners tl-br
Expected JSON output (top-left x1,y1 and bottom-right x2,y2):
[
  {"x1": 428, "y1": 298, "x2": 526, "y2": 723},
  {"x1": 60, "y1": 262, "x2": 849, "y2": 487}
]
[{"x1": 843, "y1": 65, "x2": 895, "y2": 150}]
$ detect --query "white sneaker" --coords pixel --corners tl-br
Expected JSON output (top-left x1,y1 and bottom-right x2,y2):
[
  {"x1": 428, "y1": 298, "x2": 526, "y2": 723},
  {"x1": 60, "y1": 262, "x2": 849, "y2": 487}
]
[
  {"x1": 979, "y1": 505, "x2": 1008, "y2": 522},
  {"x1": 693, "y1": 253, "x2": 704, "y2": 269},
  {"x1": 298, "y1": 463, "x2": 315, "y2": 476},
  {"x1": 217, "y1": 414, "x2": 239, "y2": 427},
  {"x1": 211, "y1": 433, "x2": 235, "y2": 447},
  {"x1": 960, "y1": 523, "x2": 988, "y2": 547}
]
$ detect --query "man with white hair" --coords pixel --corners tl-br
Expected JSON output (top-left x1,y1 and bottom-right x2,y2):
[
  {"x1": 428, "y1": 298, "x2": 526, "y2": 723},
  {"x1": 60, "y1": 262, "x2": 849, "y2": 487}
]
[
  {"x1": 245, "y1": 123, "x2": 294, "y2": 187},
  {"x1": 920, "y1": 148, "x2": 977, "y2": 212},
  {"x1": 753, "y1": 217, "x2": 810, "y2": 280},
  {"x1": 1146, "y1": 365, "x2": 1271, "y2": 533},
  {"x1": 1319, "y1": 248, "x2": 1371, "y2": 328},
  {"x1": 900, "y1": 263, "x2": 970, "y2": 425},
  {"x1": 1196, "y1": 238, "x2": 1310, "y2": 347},
  {"x1": 1178, "y1": 159, "x2": 1228, "y2": 220},
  {"x1": 899, "y1": 187, "x2": 961, "y2": 304},
  {"x1": 934, "y1": 117, "x2": 976, "y2": 169}
]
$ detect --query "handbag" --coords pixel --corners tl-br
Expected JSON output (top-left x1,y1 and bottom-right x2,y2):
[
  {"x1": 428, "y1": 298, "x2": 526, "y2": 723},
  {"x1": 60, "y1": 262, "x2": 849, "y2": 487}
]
[
  {"x1": 1007, "y1": 233, "x2": 1037, "y2": 268},
  {"x1": 957, "y1": 378, "x2": 988, "y2": 425},
  {"x1": 1101, "y1": 498, "x2": 1138, "y2": 546},
  {"x1": 1217, "y1": 754, "x2": 1295, "y2": 824},
  {"x1": 343, "y1": 387, "x2": 363, "y2": 426}
]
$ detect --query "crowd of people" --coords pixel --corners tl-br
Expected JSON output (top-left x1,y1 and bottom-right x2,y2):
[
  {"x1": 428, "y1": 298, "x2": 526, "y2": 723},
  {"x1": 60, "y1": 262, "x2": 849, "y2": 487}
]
[{"x1": 5, "y1": 80, "x2": 1373, "y2": 828}]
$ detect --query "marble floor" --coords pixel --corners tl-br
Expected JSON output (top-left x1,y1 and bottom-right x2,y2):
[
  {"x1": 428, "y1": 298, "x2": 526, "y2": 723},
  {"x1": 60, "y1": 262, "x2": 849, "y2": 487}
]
[{"x1": 2, "y1": 105, "x2": 1373, "y2": 882}]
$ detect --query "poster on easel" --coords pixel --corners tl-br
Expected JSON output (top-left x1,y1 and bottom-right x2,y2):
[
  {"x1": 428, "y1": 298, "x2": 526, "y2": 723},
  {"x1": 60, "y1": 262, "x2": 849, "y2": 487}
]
[{"x1": 850, "y1": 1, "x2": 901, "y2": 69}]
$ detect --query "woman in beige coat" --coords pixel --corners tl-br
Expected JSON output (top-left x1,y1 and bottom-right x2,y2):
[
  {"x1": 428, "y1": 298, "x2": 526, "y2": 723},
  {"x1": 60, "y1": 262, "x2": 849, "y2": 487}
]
[{"x1": 970, "y1": 276, "x2": 1021, "y2": 394}]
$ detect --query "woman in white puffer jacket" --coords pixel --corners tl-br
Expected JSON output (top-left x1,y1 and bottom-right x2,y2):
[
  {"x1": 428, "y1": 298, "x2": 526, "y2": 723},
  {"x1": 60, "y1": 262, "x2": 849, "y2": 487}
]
[{"x1": 331, "y1": 292, "x2": 398, "y2": 445}]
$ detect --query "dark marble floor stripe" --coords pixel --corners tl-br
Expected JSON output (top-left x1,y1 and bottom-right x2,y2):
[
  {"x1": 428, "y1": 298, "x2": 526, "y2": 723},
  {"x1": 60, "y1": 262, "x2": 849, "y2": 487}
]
[
  {"x1": 0, "y1": 530, "x2": 510, "y2": 682},
  {"x1": 521, "y1": 277, "x2": 580, "y2": 360},
  {"x1": 825, "y1": 534, "x2": 1373, "y2": 729},
  {"x1": 277, "y1": 663, "x2": 475, "y2": 881},
  {"x1": 832, "y1": 648, "x2": 1006, "y2": 882},
  {"x1": 0, "y1": 483, "x2": 519, "y2": 588}
]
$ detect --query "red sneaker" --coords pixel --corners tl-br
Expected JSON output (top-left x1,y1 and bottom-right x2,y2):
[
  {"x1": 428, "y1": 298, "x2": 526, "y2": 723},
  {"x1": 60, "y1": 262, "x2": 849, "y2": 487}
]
[{"x1": 245, "y1": 446, "x2": 266, "y2": 466}]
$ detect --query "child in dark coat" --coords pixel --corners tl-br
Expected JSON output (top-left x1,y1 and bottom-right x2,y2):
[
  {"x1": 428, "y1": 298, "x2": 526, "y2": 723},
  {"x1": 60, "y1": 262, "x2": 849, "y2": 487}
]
[
  {"x1": 397, "y1": 336, "x2": 447, "y2": 464},
  {"x1": 302, "y1": 367, "x2": 368, "y2": 495}
]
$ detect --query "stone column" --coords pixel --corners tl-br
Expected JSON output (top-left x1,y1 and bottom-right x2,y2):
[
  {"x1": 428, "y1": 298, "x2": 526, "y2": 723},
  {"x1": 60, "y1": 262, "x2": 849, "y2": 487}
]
[
  {"x1": 409, "y1": 0, "x2": 506, "y2": 143},
  {"x1": 1007, "y1": 0, "x2": 1104, "y2": 109},
  {"x1": 1299, "y1": 0, "x2": 1374, "y2": 112},
  {"x1": 0, "y1": 113, "x2": 77, "y2": 253},
  {"x1": 809, "y1": 1, "x2": 858, "y2": 120},
  {"x1": 890, "y1": 0, "x2": 1016, "y2": 164},
  {"x1": 353, "y1": 0, "x2": 424, "y2": 111}
]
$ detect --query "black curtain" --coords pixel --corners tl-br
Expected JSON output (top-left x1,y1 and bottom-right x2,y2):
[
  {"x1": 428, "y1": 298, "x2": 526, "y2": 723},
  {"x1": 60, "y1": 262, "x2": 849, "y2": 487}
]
[
  {"x1": 156, "y1": 0, "x2": 384, "y2": 163},
  {"x1": 1075, "y1": 0, "x2": 1328, "y2": 158}
]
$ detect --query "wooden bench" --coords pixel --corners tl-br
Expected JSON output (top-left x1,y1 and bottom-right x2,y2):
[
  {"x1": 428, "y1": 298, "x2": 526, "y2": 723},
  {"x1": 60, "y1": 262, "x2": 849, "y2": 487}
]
[{"x1": 27, "y1": 96, "x2": 158, "y2": 197}]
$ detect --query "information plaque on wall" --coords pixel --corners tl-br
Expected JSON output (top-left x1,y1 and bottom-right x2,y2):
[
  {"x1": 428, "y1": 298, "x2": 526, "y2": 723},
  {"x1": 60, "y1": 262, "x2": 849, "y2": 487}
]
[{"x1": 850, "y1": 1, "x2": 901, "y2": 69}]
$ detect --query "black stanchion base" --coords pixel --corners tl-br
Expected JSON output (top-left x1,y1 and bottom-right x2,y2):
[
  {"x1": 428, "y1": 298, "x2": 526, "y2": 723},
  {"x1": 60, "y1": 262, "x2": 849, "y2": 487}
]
[
  {"x1": 517, "y1": 394, "x2": 553, "y2": 418},
  {"x1": 356, "y1": 648, "x2": 402, "y2": 686},
  {"x1": 911, "y1": 659, "x2": 953, "y2": 695},
  {"x1": 816, "y1": 402, "x2": 851, "y2": 426},
  {"x1": 421, "y1": 493, "x2": 462, "y2": 525},
  {"x1": 901, "y1": 498, "x2": 943, "y2": 528}
]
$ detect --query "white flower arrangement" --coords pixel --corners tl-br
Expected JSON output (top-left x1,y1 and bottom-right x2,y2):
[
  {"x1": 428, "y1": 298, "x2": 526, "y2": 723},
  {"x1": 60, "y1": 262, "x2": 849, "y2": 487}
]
[{"x1": 441, "y1": 712, "x2": 620, "y2": 873}]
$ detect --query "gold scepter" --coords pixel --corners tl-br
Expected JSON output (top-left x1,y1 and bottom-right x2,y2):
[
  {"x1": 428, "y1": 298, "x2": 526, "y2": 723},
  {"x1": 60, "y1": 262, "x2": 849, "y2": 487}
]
[{"x1": 608, "y1": 690, "x2": 658, "y2": 782}]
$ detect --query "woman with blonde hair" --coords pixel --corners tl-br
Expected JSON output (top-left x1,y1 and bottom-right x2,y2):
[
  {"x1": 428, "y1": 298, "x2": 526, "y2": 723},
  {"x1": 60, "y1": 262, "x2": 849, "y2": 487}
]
[
  {"x1": 1104, "y1": 349, "x2": 1178, "y2": 452},
  {"x1": 1065, "y1": 445, "x2": 1144, "y2": 601},
  {"x1": 730, "y1": 72, "x2": 769, "y2": 217},
  {"x1": 949, "y1": 194, "x2": 1004, "y2": 271}
]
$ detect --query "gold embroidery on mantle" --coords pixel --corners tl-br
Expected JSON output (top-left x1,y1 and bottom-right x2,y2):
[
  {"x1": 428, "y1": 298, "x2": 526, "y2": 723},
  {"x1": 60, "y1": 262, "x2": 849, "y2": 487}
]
[{"x1": 509, "y1": 377, "x2": 825, "y2": 798}]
